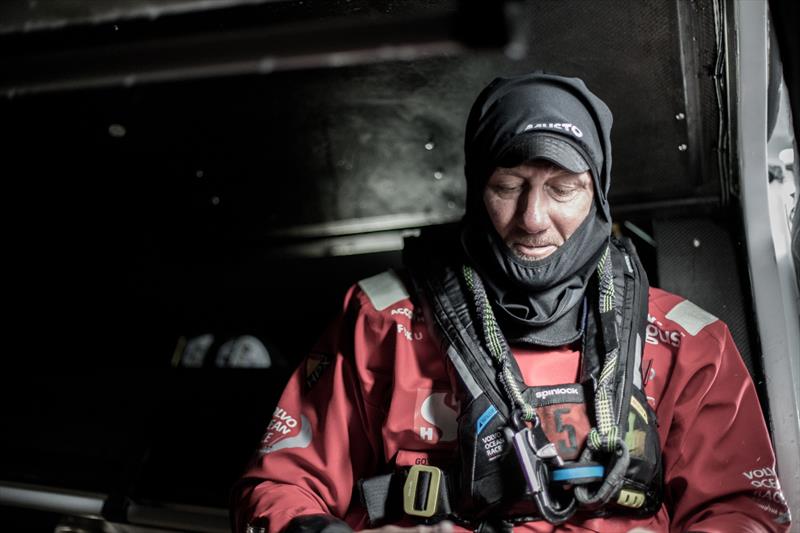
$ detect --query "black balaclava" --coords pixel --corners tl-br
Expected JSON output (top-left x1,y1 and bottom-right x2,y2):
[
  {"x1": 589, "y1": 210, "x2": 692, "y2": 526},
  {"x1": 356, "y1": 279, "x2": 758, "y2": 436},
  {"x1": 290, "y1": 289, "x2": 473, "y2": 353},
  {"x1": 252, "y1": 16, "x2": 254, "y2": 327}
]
[{"x1": 461, "y1": 73, "x2": 615, "y2": 346}]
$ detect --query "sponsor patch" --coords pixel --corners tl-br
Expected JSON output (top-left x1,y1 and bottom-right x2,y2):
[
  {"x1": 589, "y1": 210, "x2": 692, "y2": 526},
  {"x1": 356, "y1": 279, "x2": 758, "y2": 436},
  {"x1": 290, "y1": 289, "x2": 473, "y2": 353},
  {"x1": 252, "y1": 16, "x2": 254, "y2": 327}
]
[
  {"x1": 481, "y1": 431, "x2": 505, "y2": 461},
  {"x1": 414, "y1": 389, "x2": 458, "y2": 443},
  {"x1": 390, "y1": 307, "x2": 414, "y2": 320},
  {"x1": 535, "y1": 386, "x2": 579, "y2": 400},
  {"x1": 742, "y1": 465, "x2": 790, "y2": 519},
  {"x1": 528, "y1": 384, "x2": 584, "y2": 406},
  {"x1": 645, "y1": 322, "x2": 682, "y2": 348},
  {"x1": 260, "y1": 407, "x2": 312, "y2": 454},
  {"x1": 391, "y1": 306, "x2": 425, "y2": 323},
  {"x1": 397, "y1": 323, "x2": 424, "y2": 342}
]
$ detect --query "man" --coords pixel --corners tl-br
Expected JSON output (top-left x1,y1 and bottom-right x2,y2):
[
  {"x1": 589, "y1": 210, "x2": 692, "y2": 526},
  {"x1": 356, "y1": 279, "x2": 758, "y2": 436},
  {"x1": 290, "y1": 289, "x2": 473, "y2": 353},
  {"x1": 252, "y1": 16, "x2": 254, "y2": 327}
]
[{"x1": 232, "y1": 73, "x2": 791, "y2": 532}]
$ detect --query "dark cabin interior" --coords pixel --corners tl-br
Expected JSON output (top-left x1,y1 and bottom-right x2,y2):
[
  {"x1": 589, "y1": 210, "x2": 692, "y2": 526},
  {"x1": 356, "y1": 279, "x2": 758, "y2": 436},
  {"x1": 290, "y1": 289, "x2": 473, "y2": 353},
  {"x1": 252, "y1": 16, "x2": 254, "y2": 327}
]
[{"x1": 1, "y1": 0, "x2": 791, "y2": 530}]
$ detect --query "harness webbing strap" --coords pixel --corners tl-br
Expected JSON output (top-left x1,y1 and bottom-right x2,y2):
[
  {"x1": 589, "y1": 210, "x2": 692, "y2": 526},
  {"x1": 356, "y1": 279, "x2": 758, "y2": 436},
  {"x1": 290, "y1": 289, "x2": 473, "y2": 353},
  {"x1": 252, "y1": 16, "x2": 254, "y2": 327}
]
[
  {"x1": 464, "y1": 265, "x2": 535, "y2": 422},
  {"x1": 589, "y1": 245, "x2": 623, "y2": 452},
  {"x1": 576, "y1": 240, "x2": 653, "y2": 509}
]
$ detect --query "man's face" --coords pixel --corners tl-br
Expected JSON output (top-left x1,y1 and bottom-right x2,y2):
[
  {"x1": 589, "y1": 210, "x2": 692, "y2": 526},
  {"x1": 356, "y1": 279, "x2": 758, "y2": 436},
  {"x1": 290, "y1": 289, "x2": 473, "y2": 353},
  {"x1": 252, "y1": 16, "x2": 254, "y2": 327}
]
[{"x1": 483, "y1": 160, "x2": 595, "y2": 261}]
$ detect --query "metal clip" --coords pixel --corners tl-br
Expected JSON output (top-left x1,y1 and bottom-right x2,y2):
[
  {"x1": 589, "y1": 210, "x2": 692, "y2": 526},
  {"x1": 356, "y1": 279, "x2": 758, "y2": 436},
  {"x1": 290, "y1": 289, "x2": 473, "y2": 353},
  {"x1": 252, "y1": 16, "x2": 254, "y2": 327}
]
[
  {"x1": 528, "y1": 424, "x2": 564, "y2": 466},
  {"x1": 507, "y1": 425, "x2": 576, "y2": 525},
  {"x1": 509, "y1": 426, "x2": 546, "y2": 495},
  {"x1": 403, "y1": 464, "x2": 442, "y2": 518}
]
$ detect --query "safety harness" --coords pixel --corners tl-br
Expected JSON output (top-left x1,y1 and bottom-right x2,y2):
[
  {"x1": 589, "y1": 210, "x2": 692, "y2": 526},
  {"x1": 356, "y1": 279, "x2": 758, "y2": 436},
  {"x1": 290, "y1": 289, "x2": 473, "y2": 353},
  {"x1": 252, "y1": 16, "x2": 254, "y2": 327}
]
[{"x1": 358, "y1": 229, "x2": 663, "y2": 528}]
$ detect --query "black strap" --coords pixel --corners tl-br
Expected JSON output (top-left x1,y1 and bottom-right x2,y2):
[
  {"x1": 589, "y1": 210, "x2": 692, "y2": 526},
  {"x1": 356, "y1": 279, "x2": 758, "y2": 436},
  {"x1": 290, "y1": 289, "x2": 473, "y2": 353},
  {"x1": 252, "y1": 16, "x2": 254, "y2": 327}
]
[
  {"x1": 475, "y1": 519, "x2": 515, "y2": 533},
  {"x1": 283, "y1": 514, "x2": 353, "y2": 533},
  {"x1": 358, "y1": 474, "x2": 402, "y2": 526},
  {"x1": 612, "y1": 236, "x2": 649, "y2": 437},
  {"x1": 404, "y1": 233, "x2": 512, "y2": 420},
  {"x1": 357, "y1": 468, "x2": 455, "y2": 526}
]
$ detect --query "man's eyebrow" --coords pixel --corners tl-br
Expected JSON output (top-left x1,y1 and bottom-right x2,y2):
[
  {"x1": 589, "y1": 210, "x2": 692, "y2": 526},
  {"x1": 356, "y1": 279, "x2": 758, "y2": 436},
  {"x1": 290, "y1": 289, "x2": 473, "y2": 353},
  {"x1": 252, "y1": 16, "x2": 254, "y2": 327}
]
[
  {"x1": 550, "y1": 170, "x2": 590, "y2": 183},
  {"x1": 494, "y1": 167, "x2": 522, "y2": 174},
  {"x1": 492, "y1": 169, "x2": 525, "y2": 179}
]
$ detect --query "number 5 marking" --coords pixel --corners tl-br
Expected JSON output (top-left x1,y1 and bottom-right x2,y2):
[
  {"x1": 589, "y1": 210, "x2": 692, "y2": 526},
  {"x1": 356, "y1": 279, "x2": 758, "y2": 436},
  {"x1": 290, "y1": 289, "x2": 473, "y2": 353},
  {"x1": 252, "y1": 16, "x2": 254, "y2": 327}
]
[{"x1": 554, "y1": 407, "x2": 578, "y2": 456}]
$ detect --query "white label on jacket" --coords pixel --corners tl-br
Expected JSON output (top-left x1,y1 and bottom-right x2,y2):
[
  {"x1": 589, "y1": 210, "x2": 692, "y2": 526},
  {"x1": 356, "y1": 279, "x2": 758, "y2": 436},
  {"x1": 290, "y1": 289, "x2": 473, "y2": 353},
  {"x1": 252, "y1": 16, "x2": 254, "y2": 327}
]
[
  {"x1": 358, "y1": 270, "x2": 409, "y2": 311},
  {"x1": 665, "y1": 300, "x2": 718, "y2": 336}
]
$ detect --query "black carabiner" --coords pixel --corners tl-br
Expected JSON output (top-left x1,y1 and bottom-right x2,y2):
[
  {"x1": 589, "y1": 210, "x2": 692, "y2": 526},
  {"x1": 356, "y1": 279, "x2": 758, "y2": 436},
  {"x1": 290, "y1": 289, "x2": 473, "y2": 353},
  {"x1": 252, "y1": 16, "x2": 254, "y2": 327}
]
[
  {"x1": 532, "y1": 467, "x2": 577, "y2": 525},
  {"x1": 574, "y1": 437, "x2": 631, "y2": 510}
]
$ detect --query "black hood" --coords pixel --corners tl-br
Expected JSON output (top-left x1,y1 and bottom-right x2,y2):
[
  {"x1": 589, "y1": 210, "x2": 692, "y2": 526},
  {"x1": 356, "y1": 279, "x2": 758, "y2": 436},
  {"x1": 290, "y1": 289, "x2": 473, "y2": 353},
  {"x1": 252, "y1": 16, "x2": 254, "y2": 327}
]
[
  {"x1": 461, "y1": 73, "x2": 615, "y2": 346},
  {"x1": 464, "y1": 73, "x2": 614, "y2": 224}
]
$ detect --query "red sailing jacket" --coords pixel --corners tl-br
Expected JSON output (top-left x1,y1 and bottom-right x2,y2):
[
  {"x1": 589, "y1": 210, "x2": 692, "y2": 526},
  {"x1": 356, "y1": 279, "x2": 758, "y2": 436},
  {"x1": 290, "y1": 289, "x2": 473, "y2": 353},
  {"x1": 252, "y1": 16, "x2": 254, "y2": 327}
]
[{"x1": 233, "y1": 270, "x2": 791, "y2": 533}]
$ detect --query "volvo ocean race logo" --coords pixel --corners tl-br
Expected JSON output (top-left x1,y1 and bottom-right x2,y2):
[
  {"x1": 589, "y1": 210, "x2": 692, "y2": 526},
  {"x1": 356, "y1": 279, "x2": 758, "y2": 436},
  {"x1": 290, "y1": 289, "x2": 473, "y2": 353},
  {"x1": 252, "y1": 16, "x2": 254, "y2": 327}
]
[{"x1": 260, "y1": 406, "x2": 312, "y2": 455}]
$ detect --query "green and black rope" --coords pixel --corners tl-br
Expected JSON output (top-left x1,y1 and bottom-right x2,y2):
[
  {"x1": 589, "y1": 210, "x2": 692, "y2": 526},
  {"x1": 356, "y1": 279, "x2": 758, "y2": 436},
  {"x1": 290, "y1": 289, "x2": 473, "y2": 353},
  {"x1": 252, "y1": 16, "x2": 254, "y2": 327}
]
[
  {"x1": 462, "y1": 244, "x2": 623, "y2": 450},
  {"x1": 463, "y1": 264, "x2": 536, "y2": 422},
  {"x1": 588, "y1": 245, "x2": 622, "y2": 453}
]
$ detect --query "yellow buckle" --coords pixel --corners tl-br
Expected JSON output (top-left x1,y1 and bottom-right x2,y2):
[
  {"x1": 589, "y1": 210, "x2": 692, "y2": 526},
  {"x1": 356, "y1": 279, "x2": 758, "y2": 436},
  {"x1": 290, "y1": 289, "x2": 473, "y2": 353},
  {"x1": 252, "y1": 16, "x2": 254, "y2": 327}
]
[
  {"x1": 403, "y1": 465, "x2": 442, "y2": 518},
  {"x1": 616, "y1": 488, "x2": 646, "y2": 508}
]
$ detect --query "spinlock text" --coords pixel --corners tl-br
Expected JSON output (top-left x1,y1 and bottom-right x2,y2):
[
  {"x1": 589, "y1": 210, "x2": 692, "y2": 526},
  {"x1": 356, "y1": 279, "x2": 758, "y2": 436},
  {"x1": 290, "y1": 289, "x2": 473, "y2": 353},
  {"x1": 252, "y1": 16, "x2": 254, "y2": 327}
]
[{"x1": 535, "y1": 387, "x2": 579, "y2": 400}]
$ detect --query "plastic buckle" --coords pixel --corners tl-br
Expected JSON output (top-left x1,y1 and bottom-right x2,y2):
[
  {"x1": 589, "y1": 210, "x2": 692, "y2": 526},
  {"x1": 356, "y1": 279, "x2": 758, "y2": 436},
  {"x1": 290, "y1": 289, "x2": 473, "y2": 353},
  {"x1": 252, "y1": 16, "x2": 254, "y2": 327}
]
[
  {"x1": 616, "y1": 488, "x2": 646, "y2": 508},
  {"x1": 403, "y1": 465, "x2": 442, "y2": 518}
]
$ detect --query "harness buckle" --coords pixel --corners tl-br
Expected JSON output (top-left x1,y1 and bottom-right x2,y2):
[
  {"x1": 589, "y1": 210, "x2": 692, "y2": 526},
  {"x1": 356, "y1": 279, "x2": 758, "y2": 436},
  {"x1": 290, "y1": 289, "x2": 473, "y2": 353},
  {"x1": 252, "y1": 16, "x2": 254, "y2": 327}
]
[{"x1": 403, "y1": 465, "x2": 442, "y2": 518}]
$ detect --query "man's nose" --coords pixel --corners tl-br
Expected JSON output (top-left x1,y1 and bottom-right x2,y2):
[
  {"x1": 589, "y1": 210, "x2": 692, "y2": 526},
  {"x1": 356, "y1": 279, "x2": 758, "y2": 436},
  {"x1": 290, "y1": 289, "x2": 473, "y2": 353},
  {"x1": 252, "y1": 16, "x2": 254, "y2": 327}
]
[{"x1": 517, "y1": 187, "x2": 550, "y2": 233}]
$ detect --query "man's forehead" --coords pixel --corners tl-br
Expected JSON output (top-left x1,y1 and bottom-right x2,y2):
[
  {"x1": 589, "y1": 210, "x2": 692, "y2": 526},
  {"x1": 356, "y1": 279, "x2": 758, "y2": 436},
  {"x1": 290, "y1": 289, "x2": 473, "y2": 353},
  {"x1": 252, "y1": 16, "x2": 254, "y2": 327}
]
[{"x1": 492, "y1": 161, "x2": 591, "y2": 180}]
